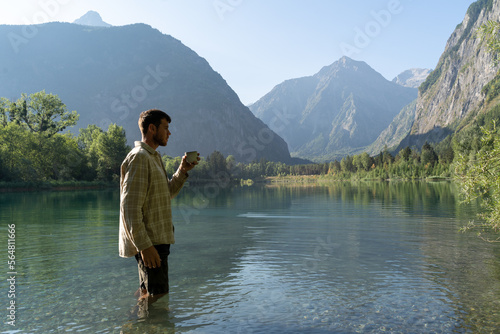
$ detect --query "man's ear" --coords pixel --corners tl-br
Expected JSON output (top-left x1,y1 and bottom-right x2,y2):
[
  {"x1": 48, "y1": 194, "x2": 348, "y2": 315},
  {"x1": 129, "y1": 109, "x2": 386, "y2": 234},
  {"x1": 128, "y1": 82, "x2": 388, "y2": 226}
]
[{"x1": 148, "y1": 123, "x2": 157, "y2": 134}]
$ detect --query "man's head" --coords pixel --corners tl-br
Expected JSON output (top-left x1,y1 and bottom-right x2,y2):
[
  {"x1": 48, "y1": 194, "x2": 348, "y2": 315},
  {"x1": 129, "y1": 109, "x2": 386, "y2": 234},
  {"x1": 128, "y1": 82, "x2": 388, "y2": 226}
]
[{"x1": 138, "y1": 109, "x2": 172, "y2": 148}]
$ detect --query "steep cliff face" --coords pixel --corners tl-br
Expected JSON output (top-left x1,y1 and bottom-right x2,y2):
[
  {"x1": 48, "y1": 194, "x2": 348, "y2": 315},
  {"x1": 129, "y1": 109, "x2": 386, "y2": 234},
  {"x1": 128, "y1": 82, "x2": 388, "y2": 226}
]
[
  {"x1": 365, "y1": 100, "x2": 417, "y2": 155},
  {"x1": 407, "y1": 0, "x2": 500, "y2": 147}
]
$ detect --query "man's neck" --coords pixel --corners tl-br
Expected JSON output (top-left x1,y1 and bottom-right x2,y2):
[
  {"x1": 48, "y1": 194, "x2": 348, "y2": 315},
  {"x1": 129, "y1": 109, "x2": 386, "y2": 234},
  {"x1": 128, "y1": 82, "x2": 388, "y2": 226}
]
[{"x1": 142, "y1": 138, "x2": 158, "y2": 151}]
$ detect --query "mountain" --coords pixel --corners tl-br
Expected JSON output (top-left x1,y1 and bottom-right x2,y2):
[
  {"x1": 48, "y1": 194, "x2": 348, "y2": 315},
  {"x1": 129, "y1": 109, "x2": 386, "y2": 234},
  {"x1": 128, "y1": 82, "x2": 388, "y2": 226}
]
[
  {"x1": 0, "y1": 22, "x2": 292, "y2": 163},
  {"x1": 73, "y1": 11, "x2": 112, "y2": 27},
  {"x1": 365, "y1": 100, "x2": 417, "y2": 155},
  {"x1": 401, "y1": 0, "x2": 500, "y2": 148},
  {"x1": 249, "y1": 57, "x2": 417, "y2": 161},
  {"x1": 392, "y1": 68, "x2": 432, "y2": 88}
]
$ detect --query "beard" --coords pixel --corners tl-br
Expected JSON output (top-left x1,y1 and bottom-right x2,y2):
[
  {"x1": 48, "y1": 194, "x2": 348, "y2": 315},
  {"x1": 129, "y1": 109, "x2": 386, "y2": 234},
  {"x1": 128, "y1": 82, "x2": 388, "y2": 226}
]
[{"x1": 154, "y1": 132, "x2": 168, "y2": 147}]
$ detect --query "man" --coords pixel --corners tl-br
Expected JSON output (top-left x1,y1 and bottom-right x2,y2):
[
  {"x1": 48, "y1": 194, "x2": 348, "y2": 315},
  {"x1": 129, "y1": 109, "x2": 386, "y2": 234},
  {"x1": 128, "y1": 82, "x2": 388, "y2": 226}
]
[{"x1": 119, "y1": 109, "x2": 198, "y2": 307}]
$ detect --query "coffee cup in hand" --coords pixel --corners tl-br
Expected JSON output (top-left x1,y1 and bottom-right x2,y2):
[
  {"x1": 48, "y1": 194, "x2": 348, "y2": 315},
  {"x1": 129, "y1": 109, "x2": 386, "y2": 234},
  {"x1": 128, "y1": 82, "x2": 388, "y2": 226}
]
[{"x1": 186, "y1": 151, "x2": 198, "y2": 163}]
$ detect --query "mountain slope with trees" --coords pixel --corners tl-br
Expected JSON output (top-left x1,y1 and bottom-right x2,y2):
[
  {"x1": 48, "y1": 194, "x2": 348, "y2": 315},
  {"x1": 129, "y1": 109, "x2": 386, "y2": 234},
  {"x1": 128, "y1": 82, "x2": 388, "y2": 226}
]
[{"x1": 0, "y1": 21, "x2": 292, "y2": 163}]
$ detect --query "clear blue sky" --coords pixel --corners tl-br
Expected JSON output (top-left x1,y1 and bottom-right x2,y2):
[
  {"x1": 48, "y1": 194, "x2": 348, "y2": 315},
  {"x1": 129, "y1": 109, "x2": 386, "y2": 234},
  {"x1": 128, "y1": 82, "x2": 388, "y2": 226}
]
[{"x1": 1, "y1": 0, "x2": 476, "y2": 105}]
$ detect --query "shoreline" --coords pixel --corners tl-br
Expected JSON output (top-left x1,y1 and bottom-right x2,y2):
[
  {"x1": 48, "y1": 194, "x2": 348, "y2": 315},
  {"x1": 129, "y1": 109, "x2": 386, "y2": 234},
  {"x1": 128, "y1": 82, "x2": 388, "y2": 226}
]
[
  {"x1": 0, "y1": 181, "x2": 117, "y2": 193},
  {"x1": 266, "y1": 175, "x2": 454, "y2": 183},
  {"x1": 0, "y1": 175, "x2": 454, "y2": 193}
]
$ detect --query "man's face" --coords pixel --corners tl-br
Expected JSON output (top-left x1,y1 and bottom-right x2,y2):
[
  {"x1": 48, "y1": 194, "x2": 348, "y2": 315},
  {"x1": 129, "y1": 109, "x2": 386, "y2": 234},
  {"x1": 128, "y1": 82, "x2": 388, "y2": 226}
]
[{"x1": 153, "y1": 118, "x2": 171, "y2": 147}]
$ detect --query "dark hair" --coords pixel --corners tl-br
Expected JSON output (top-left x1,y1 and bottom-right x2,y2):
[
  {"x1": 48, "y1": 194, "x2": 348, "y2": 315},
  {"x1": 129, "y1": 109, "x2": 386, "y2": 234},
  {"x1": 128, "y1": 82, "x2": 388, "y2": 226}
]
[{"x1": 138, "y1": 109, "x2": 171, "y2": 135}]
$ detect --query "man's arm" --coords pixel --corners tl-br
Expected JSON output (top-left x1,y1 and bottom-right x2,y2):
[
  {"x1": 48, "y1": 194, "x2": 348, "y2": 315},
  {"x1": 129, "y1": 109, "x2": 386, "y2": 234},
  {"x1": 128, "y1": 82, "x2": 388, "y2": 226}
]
[
  {"x1": 168, "y1": 154, "x2": 198, "y2": 197},
  {"x1": 120, "y1": 153, "x2": 154, "y2": 255}
]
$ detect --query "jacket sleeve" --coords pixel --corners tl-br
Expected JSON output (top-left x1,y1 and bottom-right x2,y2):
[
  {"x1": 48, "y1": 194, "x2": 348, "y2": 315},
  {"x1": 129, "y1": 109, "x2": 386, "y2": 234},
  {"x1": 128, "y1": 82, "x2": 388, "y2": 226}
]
[{"x1": 168, "y1": 169, "x2": 188, "y2": 199}]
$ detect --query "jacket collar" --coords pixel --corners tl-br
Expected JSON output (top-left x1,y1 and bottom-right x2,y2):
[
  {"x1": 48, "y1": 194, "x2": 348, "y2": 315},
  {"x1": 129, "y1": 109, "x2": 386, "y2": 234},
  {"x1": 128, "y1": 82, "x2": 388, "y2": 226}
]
[{"x1": 135, "y1": 141, "x2": 158, "y2": 156}]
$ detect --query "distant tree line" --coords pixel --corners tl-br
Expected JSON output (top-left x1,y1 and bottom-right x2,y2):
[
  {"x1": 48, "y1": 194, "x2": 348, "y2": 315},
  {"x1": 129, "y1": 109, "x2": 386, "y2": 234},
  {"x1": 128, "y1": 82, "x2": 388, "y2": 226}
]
[{"x1": 161, "y1": 140, "x2": 455, "y2": 183}]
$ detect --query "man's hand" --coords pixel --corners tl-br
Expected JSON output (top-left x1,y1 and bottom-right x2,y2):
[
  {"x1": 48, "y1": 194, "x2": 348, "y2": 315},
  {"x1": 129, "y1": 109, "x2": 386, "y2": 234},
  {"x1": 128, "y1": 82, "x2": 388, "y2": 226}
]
[
  {"x1": 140, "y1": 246, "x2": 161, "y2": 268},
  {"x1": 179, "y1": 153, "x2": 200, "y2": 175}
]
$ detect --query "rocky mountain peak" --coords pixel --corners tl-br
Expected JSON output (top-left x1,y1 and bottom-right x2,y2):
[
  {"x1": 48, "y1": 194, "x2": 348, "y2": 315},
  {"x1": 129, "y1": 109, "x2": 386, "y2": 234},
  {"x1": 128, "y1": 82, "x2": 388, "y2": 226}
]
[
  {"x1": 249, "y1": 56, "x2": 417, "y2": 161},
  {"x1": 73, "y1": 11, "x2": 112, "y2": 27},
  {"x1": 392, "y1": 68, "x2": 432, "y2": 88},
  {"x1": 317, "y1": 56, "x2": 372, "y2": 77}
]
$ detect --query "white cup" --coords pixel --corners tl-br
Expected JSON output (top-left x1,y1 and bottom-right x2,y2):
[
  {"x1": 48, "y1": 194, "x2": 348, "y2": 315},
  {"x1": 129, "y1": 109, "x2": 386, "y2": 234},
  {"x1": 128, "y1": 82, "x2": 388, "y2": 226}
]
[{"x1": 186, "y1": 151, "x2": 198, "y2": 163}]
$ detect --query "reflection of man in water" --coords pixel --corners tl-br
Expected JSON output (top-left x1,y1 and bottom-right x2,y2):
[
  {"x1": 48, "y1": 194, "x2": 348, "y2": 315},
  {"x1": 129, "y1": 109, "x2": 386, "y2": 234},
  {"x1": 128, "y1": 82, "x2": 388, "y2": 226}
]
[{"x1": 119, "y1": 109, "x2": 198, "y2": 309}]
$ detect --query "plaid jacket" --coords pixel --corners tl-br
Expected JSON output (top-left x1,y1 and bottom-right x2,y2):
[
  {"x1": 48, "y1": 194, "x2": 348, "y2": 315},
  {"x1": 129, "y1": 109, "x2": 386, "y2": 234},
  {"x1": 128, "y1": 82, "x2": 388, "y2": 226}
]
[{"x1": 119, "y1": 141, "x2": 187, "y2": 258}]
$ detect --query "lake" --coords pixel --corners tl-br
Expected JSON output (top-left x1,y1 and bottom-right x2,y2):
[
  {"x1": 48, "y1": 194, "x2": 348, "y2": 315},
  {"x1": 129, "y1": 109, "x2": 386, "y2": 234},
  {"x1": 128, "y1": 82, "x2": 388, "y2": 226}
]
[{"x1": 1, "y1": 181, "x2": 499, "y2": 333}]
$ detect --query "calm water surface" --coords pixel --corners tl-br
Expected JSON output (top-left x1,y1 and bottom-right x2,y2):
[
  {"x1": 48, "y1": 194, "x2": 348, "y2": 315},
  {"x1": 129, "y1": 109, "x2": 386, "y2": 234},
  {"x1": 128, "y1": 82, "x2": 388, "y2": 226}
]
[{"x1": 1, "y1": 182, "x2": 500, "y2": 333}]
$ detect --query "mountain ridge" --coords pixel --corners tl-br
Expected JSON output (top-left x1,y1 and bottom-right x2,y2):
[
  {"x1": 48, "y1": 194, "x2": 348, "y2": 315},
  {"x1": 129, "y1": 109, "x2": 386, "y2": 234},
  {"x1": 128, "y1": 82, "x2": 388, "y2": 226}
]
[
  {"x1": 250, "y1": 56, "x2": 417, "y2": 161},
  {"x1": 0, "y1": 22, "x2": 293, "y2": 163}
]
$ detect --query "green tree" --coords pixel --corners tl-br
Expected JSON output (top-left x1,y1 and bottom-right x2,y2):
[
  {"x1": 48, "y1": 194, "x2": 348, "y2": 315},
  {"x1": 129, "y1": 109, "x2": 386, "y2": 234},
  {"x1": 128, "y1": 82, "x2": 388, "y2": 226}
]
[
  {"x1": 0, "y1": 123, "x2": 31, "y2": 181},
  {"x1": 478, "y1": 20, "x2": 500, "y2": 65},
  {"x1": 0, "y1": 121, "x2": 83, "y2": 182},
  {"x1": 328, "y1": 160, "x2": 341, "y2": 174},
  {"x1": 78, "y1": 124, "x2": 104, "y2": 151},
  {"x1": 352, "y1": 154, "x2": 363, "y2": 172},
  {"x1": 206, "y1": 151, "x2": 228, "y2": 176},
  {"x1": 0, "y1": 97, "x2": 10, "y2": 127},
  {"x1": 226, "y1": 155, "x2": 236, "y2": 171},
  {"x1": 77, "y1": 124, "x2": 104, "y2": 180},
  {"x1": 360, "y1": 152, "x2": 373, "y2": 171},
  {"x1": 381, "y1": 146, "x2": 394, "y2": 165},
  {"x1": 421, "y1": 142, "x2": 438, "y2": 167},
  {"x1": 479, "y1": 20, "x2": 500, "y2": 102},
  {"x1": 455, "y1": 124, "x2": 500, "y2": 240},
  {"x1": 95, "y1": 124, "x2": 130, "y2": 181},
  {"x1": 439, "y1": 146, "x2": 455, "y2": 164},
  {"x1": 32, "y1": 133, "x2": 83, "y2": 181},
  {"x1": 163, "y1": 155, "x2": 182, "y2": 176},
  {"x1": 11, "y1": 91, "x2": 79, "y2": 137},
  {"x1": 399, "y1": 146, "x2": 412, "y2": 162},
  {"x1": 340, "y1": 155, "x2": 354, "y2": 173}
]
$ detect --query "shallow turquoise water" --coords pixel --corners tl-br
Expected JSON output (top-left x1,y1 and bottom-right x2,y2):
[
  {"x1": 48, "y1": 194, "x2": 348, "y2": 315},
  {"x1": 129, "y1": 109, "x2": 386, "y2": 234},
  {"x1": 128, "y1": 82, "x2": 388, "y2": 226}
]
[{"x1": 1, "y1": 182, "x2": 499, "y2": 333}]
